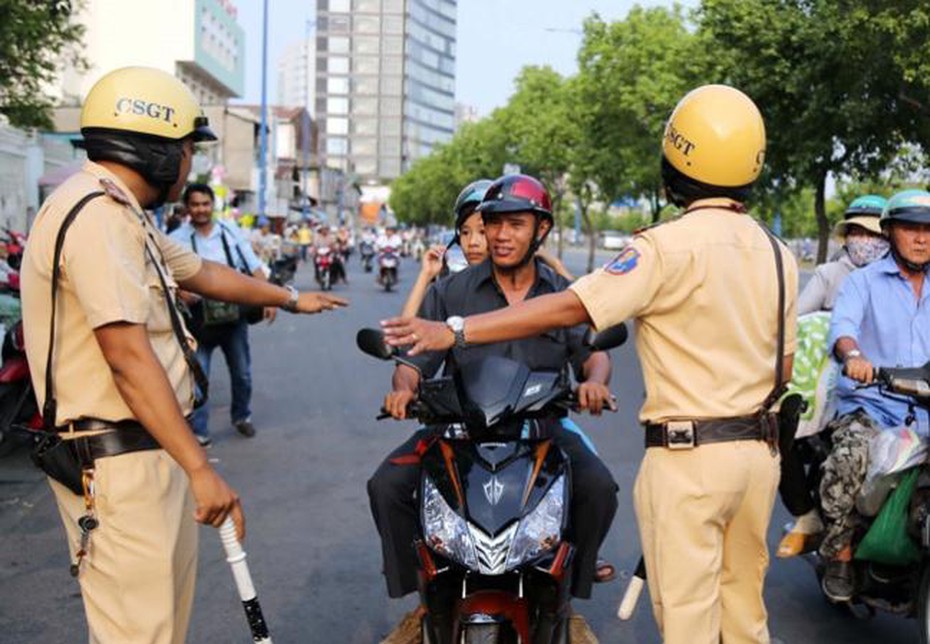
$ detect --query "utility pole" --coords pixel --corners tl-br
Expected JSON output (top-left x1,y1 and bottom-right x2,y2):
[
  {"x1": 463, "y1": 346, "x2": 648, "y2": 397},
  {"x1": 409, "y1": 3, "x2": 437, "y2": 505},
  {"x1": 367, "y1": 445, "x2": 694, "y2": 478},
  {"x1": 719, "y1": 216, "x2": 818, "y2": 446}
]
[
  {"x1": 301, "y1": 19, "x2": 315, "y2": 222},
  {"x1": 258, "y1": 0, "x2": 269, "y2": 218}
]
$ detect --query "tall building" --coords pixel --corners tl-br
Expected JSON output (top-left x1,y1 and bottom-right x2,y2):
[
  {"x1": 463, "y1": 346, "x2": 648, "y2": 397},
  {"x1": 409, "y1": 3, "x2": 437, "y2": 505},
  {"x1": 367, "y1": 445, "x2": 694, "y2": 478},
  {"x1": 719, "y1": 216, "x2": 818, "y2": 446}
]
[
  {"x1": 315, "y1": 0, "x2": 457, "y2": 182},
  {"x1": 277, "y1": 36, "x2": 317, "y2": 113},
  {"x1": 54, "y1": 0, "x2": 245, "y2": 106}
]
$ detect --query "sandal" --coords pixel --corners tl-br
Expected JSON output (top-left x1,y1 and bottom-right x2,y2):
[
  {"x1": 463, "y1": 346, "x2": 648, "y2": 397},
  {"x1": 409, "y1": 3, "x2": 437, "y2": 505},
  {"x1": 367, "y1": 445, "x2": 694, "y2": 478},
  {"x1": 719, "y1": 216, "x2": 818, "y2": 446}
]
[{"x1": 595, "y1": 558, "x2": 616, "y2": 583}]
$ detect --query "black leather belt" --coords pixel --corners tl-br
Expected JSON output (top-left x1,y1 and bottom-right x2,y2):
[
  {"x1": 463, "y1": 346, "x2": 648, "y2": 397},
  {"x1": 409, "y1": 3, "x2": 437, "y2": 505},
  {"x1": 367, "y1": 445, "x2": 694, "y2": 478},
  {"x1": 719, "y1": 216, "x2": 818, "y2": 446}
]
[
  {"x1": 57, "y1": 419, "x2": 161, "y2": 462},
  {"x1": 644, "y1": 414, "x2": 776, "y2": 449}
]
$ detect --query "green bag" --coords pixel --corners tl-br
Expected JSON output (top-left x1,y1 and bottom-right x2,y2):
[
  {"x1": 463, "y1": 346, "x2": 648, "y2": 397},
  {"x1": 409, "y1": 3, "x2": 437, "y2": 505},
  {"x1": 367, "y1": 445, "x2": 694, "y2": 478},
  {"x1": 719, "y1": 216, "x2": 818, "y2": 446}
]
[
  {"x1": 201, "y1": 298, "x2": 240, "y2": 326},
  {"x1": 855, "y1": 468, "x2": 922, "y2": 566}
]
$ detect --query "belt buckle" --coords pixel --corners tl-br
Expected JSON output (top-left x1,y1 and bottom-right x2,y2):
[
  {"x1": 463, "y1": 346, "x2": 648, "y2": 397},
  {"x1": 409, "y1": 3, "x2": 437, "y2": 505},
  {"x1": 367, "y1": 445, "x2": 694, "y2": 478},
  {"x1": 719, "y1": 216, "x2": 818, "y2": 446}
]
[{"x1": 666, "y1": 420, "x2": 695, "y2": 450}]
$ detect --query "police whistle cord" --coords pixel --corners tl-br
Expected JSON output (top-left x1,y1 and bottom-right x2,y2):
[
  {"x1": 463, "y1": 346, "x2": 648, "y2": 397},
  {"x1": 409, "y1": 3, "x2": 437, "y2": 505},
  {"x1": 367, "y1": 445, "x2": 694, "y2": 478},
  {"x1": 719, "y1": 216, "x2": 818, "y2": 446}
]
[
  {"x1": 617, "y1": 557, "x2": 646, "y2": 621},
  {"x1": 219, "y1": 518, "x2": 273, "y2": 643}
]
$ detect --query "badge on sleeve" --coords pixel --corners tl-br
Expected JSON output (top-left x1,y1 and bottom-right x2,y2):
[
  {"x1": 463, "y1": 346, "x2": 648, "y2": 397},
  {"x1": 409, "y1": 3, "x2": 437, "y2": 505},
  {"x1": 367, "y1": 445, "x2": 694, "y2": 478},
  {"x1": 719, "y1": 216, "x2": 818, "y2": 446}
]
[
  {"x1": 604, "y1": 247, "x2": 640, "y2": 275},
  {"x1": 99, "y1": 177, "x2": 132, "y2": 206}
]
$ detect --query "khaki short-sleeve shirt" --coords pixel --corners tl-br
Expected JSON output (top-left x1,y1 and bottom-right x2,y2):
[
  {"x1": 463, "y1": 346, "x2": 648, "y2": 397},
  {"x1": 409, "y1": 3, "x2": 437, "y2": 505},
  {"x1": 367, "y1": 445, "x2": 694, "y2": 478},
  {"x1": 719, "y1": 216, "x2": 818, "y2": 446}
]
[
  {"x1": 21, "y1": 162, "x2": 203, "y2": 424},
  {"x1": 570, "y1": 198, "x2": 798, "y2": 423}
]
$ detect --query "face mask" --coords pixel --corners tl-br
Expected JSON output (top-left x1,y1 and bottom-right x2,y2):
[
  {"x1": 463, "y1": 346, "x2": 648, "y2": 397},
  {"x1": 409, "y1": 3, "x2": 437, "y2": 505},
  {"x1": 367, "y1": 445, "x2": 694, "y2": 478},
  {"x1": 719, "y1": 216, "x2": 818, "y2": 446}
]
[{"x1": 846, "y1": 236, "x2": 890, "y2": 267}]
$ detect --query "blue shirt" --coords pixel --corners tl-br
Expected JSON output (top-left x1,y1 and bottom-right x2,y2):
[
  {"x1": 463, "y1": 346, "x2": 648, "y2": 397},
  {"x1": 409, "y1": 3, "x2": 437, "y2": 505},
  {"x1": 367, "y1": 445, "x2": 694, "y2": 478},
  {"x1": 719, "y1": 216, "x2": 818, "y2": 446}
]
[
  {"x1": 828, "y1": 254, "x2": 930, "y2": 433},
  {"x1": 169, "y1": 219, "x2": 263, "y2": 274}
]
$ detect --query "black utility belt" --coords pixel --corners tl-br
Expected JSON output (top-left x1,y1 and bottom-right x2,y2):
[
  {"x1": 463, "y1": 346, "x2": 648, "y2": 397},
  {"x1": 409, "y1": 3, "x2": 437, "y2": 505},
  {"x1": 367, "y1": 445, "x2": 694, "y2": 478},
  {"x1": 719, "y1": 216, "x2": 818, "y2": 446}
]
[
  {"x1": 56, "y1": 419, "x2": 161, "y2": 463},
  {"x1": 644, "y1": 414, "x2": 776, "y2": 450}
]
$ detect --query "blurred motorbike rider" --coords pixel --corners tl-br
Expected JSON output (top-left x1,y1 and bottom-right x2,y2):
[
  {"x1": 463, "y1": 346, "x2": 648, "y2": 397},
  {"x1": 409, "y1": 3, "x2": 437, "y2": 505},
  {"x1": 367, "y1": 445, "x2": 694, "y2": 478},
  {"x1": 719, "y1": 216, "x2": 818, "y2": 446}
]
[
  {"x1": 367, "y1": 174, "x2": 619, "y2": 624},
  {"x1": 819, "y1": 188, "x2": 930, "y2": 602},
  {"x1": 797, "y1": 195, "x2": 889, "y2": 314},
  {"x1": 20, "y1": 66, "x2": 346, "y2": 644},
  {"x1": 381, "y1": 85, "x2": 798, "y2": 644},
  {"x1": 776, "y1": 195, "x2": 889, "y2": 559}
]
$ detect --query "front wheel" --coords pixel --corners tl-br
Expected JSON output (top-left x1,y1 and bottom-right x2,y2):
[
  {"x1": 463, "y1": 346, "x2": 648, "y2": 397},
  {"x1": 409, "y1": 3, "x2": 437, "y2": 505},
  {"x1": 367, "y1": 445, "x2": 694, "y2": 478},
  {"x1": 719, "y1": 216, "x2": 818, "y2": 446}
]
[
  {"x1": 918, "y1": 564, "x2": 930, "y2": 644},
  {"x1": 462, "y1": 623, "x2": 500, "y2": 644}
]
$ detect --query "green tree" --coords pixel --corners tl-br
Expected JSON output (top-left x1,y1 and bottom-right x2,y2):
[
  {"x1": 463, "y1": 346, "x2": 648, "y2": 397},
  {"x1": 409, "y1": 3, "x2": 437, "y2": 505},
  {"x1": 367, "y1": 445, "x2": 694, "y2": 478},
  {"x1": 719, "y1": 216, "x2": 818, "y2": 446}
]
[
  {"x1": 699, "y1": 0, "x2": 930, "y2": 262},
  {"x1": 0, "y1": 0, "x2": 86, "y2": 128},
  {"x1": 574, "y1": 7, "x2": 704, "y2": 224}
]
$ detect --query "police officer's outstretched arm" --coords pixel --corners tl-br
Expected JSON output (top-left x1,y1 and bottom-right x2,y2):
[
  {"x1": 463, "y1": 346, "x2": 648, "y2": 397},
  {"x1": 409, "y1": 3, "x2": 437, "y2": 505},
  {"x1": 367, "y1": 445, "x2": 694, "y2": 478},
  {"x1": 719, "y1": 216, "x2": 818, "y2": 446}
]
[{"x1": 94, "y1": 322, "x2": 246, "y2": 539}]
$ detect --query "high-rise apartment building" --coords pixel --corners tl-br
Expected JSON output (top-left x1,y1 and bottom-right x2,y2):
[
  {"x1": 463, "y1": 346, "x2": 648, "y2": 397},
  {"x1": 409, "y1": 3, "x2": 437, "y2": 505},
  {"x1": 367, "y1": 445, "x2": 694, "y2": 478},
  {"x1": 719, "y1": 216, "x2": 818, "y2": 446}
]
[
  {"x1": 315, "y1": 0, "x2": 457, "y2": 182},
  {"x1": 277, "y1": 36, "x2": 317, "y2": 113}
]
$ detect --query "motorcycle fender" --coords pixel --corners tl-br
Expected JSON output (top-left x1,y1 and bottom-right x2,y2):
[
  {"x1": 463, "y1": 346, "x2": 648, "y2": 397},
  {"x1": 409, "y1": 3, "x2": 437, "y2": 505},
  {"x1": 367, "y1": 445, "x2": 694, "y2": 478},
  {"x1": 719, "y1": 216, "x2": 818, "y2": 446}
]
[{"x1": 0, "y1": 357, "x2": 29, "y2": 383}]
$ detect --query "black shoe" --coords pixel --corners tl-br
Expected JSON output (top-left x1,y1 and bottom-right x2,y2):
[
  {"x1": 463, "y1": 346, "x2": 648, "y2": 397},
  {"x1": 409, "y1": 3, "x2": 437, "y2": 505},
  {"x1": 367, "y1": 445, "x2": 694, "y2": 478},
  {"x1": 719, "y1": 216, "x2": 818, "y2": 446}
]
[
  {"x1": 822, "y1": 560, "x2": 855, "y2": 602},
  {"x1": 233, "y1": 420, "x2": 256, "y2": 438}
]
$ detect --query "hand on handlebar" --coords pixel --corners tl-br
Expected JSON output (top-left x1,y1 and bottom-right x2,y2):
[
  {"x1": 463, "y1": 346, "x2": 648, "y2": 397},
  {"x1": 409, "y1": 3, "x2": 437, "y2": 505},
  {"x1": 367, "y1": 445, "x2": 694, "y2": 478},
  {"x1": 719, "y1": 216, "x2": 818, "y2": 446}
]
[
  {"x1": 384, "y1": 389, "x2": 417, "y2": 420},
  {"x1": 844, "y1": 356, "x2": 875, "y2": 385},
  {"x1": 576, "y1": 382, "x2": 617, "y2": 416}
]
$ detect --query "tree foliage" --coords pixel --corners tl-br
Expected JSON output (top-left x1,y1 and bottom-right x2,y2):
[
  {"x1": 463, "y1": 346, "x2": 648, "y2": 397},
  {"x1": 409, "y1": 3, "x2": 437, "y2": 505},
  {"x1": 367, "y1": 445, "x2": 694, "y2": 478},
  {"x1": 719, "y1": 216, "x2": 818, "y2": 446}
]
[
  {"x1": 699, "y1": 0, "x2": 930, "y2": 261},
  {"x1": 0, "y1": 0, "x2": 86, "y2": 128}
]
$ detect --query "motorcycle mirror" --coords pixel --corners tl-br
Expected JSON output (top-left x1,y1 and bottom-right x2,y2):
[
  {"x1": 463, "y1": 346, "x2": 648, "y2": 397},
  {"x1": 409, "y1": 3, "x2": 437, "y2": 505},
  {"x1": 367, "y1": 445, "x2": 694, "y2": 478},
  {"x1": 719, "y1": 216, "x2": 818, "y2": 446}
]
[
  {"x1": 585, "y1": 323, "x2": 628, "y2": 352},
  {"x1": 356, "y1": 328, "x2": 394, "y2": 360}
]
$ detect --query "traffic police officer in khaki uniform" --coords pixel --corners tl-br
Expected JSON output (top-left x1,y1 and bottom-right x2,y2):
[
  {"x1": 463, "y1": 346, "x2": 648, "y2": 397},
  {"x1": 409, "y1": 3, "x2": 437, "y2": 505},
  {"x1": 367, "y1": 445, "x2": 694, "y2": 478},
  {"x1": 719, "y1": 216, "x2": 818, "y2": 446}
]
[
  {"x1": 381, "y1": 85, "x2": 798, "y2": 644},
  {"x1": 22, "y1": 67, "x2": 346, "y2": 643}
]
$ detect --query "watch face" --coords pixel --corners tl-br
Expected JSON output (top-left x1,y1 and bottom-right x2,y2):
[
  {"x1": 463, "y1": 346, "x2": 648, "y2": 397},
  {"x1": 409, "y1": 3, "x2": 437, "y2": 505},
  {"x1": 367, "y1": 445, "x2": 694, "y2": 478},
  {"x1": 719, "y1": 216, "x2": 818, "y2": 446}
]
[{"x1": 447, "y1": 316, "x2": 464, "y2": 331}]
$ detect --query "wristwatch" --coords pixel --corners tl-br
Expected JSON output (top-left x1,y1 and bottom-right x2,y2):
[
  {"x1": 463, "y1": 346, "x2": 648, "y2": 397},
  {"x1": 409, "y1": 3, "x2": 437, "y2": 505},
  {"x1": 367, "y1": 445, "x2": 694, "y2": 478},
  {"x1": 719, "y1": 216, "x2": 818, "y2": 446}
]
[
  {"x1": 281, "y1": 285, "x2": 299, "y2": 313},
  {"x1": 445, "y1": 316, "x2": 467, "y2": 349},
  {"x1": 844, "y1": 349, "x2": 862, "y2": 362}
]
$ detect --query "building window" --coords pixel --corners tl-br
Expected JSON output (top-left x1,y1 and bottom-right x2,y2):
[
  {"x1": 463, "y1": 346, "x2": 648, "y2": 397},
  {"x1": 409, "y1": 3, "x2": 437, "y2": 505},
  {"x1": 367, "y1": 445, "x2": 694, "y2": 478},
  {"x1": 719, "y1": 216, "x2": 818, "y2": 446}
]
[
  {"x1": 352, "y1": 138, "x2": 378, "y2": 156},
  {"x1": 353, "y1": 77, "x2": 378, "y2": 95},
  {"x1": 353, "y1": 118, "x2": 378, "y2": 135},
  {"x1": 353, "y1": 97, "x2": 378, "y2": 114},
  {"x1": 327, "y1": 97, "x2": 349, "y2": 114},
  {"x1": 327, "y1": 77, "x2": 349, "y2": 94},
  {"x1": 383, "y1": 15, "x2": 403, "y2": 34},
  {"x1": 383, "y1": 36, "x2": 403, "y2": 55},
  {"x1": 329, "y1": 57, "x2": 350, "y2": 74},
  {"x1": 354, "y1": 56, "x2": 379, "y2": 74},
  {"x1": 327, "y1": 117, "x2": 349, "y2": 135},
  {"x1": 329, "y1": 0, "x2": 350, "y2": 11},
  {"x1": 326, "y1": 137, "x2": 348, "y2": 155},
  {"x1": 328, "y1": 36, "x2": 349, "y2": 54},
  {"x1": 354, "y1": 0, "x2": 380, "y2": 11},
  {"x1": 354, "y1": 37, "x2": 380, "y2": 56},
  {"x1": 355, "y1": 16, "x2": 380, "y2": 33}
]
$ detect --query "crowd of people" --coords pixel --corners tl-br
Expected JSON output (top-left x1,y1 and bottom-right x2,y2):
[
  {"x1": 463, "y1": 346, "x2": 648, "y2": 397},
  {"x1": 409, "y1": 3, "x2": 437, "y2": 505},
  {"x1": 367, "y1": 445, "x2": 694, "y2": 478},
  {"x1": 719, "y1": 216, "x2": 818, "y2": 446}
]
[{"x1": 15, "y1": 63, "x2": 930, "y2": 644}]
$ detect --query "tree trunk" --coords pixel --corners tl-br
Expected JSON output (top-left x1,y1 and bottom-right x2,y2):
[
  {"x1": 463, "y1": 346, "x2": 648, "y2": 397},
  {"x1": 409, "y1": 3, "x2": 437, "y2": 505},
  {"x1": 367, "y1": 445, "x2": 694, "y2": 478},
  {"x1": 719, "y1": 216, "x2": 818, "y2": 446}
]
[
  {"x1": 651, "y1": 189, "x2": 662, "y2": 223},
  {"x1": 553, "y1": 193, "x2": 565, "y2": 259},
  {"x1": 581, "y1": 203, "x2": 596, "y2": 274},
  {"x1": 814, "y1": 168, "x2": 829, "y2": 264}
]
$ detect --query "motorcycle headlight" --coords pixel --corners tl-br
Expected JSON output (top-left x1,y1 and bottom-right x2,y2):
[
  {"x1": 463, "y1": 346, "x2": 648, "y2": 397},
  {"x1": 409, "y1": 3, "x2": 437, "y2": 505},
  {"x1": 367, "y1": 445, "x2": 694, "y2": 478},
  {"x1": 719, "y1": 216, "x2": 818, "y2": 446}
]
[
  {"x1": 505, "y1": 475, "x2": 566, "y2": 570},
  {"x1": 421, "y1": 476, "x2": 478, "y2": 569}
]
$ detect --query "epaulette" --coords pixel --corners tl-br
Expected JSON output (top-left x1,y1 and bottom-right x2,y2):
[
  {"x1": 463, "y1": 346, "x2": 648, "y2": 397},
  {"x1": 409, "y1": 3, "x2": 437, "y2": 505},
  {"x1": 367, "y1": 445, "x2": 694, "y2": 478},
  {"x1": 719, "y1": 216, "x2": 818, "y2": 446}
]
[
  {"x1": 99, "y1": 177, "x2": 133, "y2": 206},
  {"x1": 633, "y1": 213, "x2": 682, "y2": 236}
]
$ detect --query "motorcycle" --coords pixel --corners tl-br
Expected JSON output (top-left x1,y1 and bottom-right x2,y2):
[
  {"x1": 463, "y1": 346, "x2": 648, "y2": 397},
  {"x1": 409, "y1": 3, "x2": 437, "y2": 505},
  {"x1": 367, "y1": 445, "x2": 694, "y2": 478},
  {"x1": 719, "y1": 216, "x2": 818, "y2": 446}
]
[
  {"x1": 378, "y1": 247, "x2": 399, "y2": 292},
  {"x1": 0, "y1": 320, "x2": 41, "y2": 456},
  {"x1": 360, "y1": 241, "x2": 376, "y2": 273},
  {"x1": 314, "y1": 245, "x2": 335, "y2": 291},
  {"x1": 270, "y1": 253, "x2": 298, "y2": 286},
  {"x1": 357, "y1": 323, "x2": 627, "y2": 644},
  {"x1": 787, "y1": 361, "x2": 930, "y2": 642}
]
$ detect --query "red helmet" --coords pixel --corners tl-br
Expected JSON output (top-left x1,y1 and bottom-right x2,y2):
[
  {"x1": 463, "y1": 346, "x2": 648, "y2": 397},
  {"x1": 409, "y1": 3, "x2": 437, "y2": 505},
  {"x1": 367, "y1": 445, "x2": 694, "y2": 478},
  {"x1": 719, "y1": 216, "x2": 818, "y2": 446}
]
[{"x1": 477, "y1": 174, "x2": 553, "y2": 223}]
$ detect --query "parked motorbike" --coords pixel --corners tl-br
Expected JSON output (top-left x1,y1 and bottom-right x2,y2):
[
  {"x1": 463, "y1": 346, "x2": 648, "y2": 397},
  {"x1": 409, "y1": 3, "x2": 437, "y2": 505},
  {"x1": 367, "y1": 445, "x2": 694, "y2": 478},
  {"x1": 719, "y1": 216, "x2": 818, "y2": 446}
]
[
  {"x1": 3, "y1": 228, "x2": 26, "y2": 271},
  {"x1": 360, "y1": 241, "x2": 376, "y2": 273},
  {"x1": 357, "y1": 323, "x2": 627, "y2": 644},
  {"x1": 0, "y1": 320, "x2": 41, "y2": 456},
  {"x1": 788, "y1": 361, "x2": 930, "y2": 642},
  {"x1": 315, "y1": 245, "x2": 335, "y2": 291},
  {"x1": 378, "y1": 247, "x2": 399, "y2": 292}
]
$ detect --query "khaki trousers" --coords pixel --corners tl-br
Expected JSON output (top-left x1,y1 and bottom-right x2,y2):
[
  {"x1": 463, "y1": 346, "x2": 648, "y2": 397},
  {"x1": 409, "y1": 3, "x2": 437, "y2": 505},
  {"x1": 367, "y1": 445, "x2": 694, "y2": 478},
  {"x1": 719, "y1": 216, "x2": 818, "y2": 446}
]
[
  {"x1": 633, "y1": 441, "x2": 780, "y2": 644},
  {"x1": 49, "y1": 449, "x2": 197, "y2": 644}
]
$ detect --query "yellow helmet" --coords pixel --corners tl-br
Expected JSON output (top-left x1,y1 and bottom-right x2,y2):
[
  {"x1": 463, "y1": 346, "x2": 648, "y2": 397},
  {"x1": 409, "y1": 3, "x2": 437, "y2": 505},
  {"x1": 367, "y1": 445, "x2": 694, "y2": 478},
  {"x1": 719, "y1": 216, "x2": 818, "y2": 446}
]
[
  {"x1": 81, "y1": 66, "x2": 215, "y2": 142},
  {"x1": 662, "y1": 84, "x2": 765, "y2": 189}
]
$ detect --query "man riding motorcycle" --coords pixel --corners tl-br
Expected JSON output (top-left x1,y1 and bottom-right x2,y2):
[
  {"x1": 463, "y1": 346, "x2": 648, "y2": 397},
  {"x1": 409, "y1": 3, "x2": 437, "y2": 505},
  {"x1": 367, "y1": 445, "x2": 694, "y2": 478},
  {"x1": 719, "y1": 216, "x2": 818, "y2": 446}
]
[
  {"x1": 367, "y1": 175, "x2": 619, "y2": 632},
  {"x1": 819, "y1": 188, "x2": 930, "y2": 602}
]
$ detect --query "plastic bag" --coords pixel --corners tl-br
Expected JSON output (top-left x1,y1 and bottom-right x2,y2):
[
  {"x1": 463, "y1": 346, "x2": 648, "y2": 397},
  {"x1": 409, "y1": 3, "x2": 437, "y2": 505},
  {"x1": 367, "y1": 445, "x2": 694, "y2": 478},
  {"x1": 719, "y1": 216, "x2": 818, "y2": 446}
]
[
  {"x1": 855, "y1": 467, "x2": 921, "y2": 566},
  {"x1": 784, "y1": 312, "x2": 837, "y2": 439},
  {"x1": 867, "y1": 427, "x2": 927, "y2": 480}
]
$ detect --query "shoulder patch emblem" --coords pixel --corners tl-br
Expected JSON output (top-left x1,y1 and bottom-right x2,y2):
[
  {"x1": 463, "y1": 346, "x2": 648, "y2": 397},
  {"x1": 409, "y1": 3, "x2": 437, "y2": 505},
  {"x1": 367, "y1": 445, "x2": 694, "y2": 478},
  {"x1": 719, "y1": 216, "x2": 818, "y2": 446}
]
[
  {"x1": 604, "y1": 247, "x2": 640, "y2": 275},
  {"x1": 99, "y1": 177, "x2": 132, "y2": 206}
]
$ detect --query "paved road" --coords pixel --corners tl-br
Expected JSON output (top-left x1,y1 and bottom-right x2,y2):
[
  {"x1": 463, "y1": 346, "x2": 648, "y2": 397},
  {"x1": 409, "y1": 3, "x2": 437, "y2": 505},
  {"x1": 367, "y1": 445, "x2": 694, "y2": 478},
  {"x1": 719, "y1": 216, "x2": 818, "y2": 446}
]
[{"x1": 0, "y1": 248, "x2": 915, "y2": 643}]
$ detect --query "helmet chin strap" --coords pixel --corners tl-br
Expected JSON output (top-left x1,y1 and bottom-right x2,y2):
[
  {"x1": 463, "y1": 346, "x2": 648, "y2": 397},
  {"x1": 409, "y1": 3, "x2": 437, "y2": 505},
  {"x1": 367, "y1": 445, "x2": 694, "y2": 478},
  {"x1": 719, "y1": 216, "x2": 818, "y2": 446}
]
[{"x1": 892, "y1": 245, "x2": 930, "y2": 273}]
